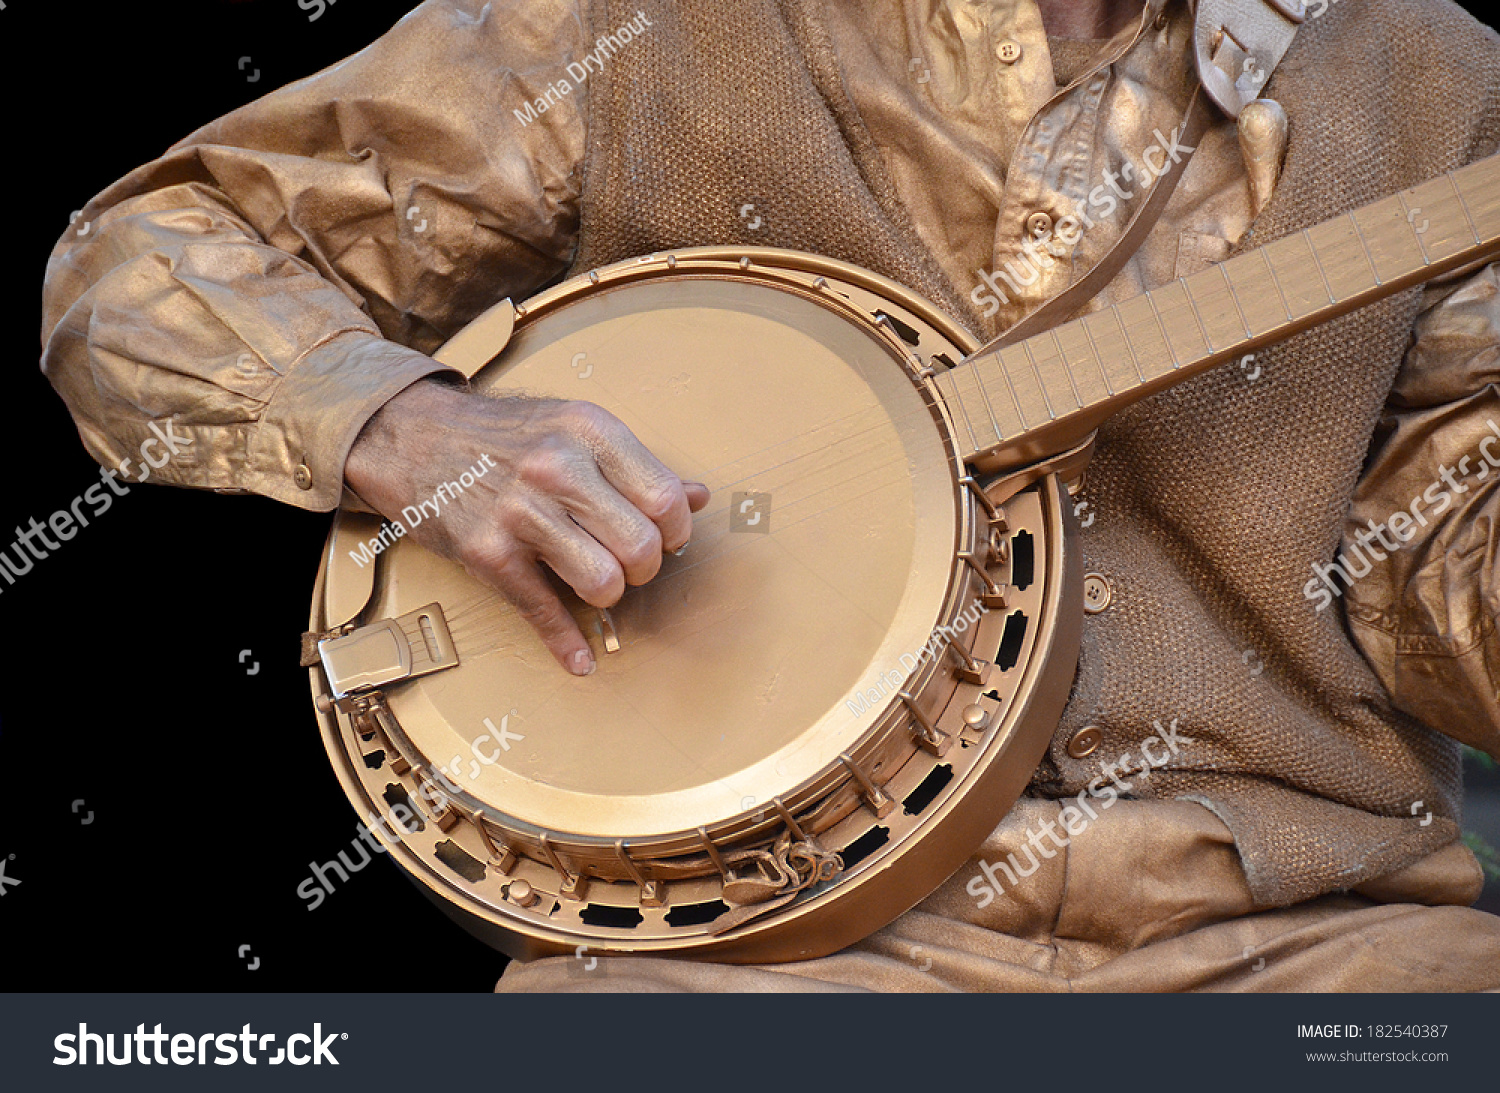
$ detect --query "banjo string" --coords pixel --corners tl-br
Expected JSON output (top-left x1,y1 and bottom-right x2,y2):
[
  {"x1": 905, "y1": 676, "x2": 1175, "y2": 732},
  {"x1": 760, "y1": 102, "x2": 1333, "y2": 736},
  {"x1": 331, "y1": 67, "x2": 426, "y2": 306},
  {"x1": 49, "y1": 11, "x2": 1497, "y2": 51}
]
[{"x1": 436, "y1": 441, "x2": 925, "y2": 656}]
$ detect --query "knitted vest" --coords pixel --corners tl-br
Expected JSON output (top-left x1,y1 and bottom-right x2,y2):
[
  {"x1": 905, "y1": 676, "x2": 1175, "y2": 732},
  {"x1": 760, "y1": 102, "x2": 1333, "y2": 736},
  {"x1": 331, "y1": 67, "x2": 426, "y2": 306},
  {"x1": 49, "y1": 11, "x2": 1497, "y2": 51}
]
[{"x1": 569, "y1": 0, "x2": 1500, "y2": 906}]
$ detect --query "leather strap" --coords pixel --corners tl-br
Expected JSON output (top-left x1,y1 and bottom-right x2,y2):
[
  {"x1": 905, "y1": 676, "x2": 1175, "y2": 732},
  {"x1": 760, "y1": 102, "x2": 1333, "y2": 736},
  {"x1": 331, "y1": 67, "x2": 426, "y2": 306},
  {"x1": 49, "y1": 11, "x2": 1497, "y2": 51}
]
[
  {"x1": 1192, "y1": 0, "x2": 1304, "y2": 118},
  {"x1": 973, "y1": 0, "x2": 1306, "y2": 355},
  {"x1": 977, "y1": 84, "x2": 1217, "y2": 353}
]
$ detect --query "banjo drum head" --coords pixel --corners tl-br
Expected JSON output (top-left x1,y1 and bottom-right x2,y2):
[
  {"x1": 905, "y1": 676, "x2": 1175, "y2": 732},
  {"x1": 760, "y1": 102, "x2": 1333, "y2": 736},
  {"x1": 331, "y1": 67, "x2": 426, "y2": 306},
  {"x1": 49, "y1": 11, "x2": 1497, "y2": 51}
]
[{"x1": 310, "y1": 248, "x2": 1078, "y2": 962}]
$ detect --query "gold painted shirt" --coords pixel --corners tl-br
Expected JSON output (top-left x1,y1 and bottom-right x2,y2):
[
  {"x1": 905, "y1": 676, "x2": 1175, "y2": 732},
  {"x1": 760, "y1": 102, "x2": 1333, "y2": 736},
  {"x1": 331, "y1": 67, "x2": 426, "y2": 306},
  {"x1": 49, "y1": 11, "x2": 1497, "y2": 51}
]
[{"x1": 39, "y1": 0, "x2": 1500, "y2": 763}]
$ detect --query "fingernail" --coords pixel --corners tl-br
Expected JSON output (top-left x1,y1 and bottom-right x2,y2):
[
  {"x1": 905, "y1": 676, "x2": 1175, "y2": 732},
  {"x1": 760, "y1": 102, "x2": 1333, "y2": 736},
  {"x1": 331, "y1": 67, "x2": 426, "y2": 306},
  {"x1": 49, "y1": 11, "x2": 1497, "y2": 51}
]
[
  {"x1": 673, "y1": 542, "x2": 689, "y2": 556},
  {"x1": 569, "y1": 649, "x2": 595, "y2": 676}
]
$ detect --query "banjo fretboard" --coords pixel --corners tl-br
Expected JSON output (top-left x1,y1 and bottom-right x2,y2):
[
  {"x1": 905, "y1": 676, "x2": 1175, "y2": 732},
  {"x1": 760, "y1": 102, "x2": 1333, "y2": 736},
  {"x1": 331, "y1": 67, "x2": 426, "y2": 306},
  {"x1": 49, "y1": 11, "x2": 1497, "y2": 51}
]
[{"x1": 937, "y1": 153, "x2": 1500, "y2": 471}]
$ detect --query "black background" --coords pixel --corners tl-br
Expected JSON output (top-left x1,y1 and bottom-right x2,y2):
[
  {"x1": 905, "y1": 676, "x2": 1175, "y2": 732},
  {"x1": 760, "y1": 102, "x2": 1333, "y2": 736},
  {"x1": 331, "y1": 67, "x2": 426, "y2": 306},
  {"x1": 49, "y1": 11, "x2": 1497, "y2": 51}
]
[
  {"x1": 3, "y1": 0, "x2": 503, "y2": 992},
  {"x1": 1, "y1": 0, "x2": 1497, "y2": 994}
]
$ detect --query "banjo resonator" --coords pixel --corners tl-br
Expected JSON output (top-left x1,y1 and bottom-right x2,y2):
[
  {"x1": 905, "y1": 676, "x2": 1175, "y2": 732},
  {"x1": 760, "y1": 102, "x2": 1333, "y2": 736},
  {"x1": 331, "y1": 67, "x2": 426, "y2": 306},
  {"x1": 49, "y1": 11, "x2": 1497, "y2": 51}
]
[{"x1": 307, "y1": 247, "x2": 1082, "y2": 963}]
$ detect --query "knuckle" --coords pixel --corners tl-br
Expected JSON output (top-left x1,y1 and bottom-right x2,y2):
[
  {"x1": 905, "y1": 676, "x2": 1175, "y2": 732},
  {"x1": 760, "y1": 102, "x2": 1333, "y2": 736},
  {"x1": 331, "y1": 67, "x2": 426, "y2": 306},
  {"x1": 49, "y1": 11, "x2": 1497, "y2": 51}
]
[
  {"x1": 637, "y1": 476, "x2": 684, "y2": 522},
  {"x1": 516, "y1": 444, "x2": 584, "y2": 496},
  {"x1": 492, "y1": 493, "x2": 536, "y2": 535},
  {"x1": 559, "y1": 400, "x2": 617, "y2": 437},
  {"x1": 575, "y1": 560, "x2": 625, "y2": 606},
  {"x1": 510, "y1": 591, "x2": 565, "y2": 632},
  {"x1": 457, "y1": 532, "x2": 522, "y2": 581},
  {"x1": 618, "y1": 526, "x2": 664, "y2": 573}
]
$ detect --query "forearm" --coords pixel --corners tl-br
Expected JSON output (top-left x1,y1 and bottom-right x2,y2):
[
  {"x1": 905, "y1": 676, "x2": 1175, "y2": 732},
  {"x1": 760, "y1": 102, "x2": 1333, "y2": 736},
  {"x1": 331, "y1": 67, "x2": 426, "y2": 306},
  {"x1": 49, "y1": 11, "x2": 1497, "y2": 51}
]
[
  {"x1": 42, "y1": 179, "x2": 455, "y2": 510},
  {"x1": 38, "y1": 0, "x2": 586, "y2": 509}
]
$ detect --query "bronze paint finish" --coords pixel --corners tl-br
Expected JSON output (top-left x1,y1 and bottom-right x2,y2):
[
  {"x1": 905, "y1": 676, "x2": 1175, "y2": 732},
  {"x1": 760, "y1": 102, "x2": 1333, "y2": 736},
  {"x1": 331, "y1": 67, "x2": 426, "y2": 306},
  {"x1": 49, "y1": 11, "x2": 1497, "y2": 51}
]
[
  {"x1": 393, "y1": 276, "x2": 958, "y2": 828},
  {"x1": 309, "y1": 248, "x2": 1080, "y2": 962},
  {"x1": 308, "y1": 154, "x2": 1500, "y2": 961}
]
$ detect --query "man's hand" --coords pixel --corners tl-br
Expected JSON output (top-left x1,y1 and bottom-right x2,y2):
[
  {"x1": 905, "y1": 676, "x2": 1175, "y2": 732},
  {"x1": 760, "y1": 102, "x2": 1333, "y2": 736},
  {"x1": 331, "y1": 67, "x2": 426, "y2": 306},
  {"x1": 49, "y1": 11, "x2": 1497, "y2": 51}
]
[{"x1": 345, "y1": 378, "x2": 710, "y2": 675}]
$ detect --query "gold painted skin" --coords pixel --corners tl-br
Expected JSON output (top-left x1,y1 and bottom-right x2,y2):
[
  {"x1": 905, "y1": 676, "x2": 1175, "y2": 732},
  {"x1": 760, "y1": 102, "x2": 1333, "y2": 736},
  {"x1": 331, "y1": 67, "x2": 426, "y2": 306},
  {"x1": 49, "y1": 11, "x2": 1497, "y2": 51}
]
[{"x1": 37, "y1": 0, "x2": 1500, "y2": 924}]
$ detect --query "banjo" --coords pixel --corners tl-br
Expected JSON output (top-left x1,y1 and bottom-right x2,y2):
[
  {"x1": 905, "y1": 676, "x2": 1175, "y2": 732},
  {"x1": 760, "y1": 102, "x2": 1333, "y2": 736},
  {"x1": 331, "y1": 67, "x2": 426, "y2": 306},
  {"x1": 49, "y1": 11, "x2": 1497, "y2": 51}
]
[{"x1": 306, "y1": 154, "x2": 1500, "y2": 963}]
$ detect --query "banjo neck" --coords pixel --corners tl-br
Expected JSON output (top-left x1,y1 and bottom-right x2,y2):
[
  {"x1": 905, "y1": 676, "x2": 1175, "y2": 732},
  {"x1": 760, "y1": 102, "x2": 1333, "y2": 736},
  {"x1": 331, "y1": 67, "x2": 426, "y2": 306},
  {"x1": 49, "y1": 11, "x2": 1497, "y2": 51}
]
[{"x1": 939, "y1": 152, "x2": 1500, "y2": 476}]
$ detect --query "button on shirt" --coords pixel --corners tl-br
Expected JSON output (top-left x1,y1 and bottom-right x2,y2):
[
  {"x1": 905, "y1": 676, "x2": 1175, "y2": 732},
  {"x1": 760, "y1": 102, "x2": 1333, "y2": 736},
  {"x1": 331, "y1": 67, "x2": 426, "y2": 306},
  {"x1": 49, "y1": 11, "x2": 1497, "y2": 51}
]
[{"x1": 822, "y1": 0, "x2": 1252, "y2": 334}]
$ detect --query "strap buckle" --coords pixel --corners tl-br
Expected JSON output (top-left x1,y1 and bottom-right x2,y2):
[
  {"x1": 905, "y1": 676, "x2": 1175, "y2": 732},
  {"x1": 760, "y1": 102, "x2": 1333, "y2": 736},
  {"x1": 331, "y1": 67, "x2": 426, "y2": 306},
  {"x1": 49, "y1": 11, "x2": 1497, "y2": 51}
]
[{"x1": 1193, "y1": 0, "x2": 1304, "y2": 118}]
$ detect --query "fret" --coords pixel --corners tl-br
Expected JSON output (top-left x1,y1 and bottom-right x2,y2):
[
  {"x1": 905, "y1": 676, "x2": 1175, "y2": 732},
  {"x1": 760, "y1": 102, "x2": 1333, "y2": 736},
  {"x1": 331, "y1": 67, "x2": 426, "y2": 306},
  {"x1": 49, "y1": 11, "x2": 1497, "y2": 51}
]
[
  {"x1": 1017, "y1": 325, "x2": 1073, "y2": 412},
  {"x1": 1349, "y1": 212, "x2": 1382, "y2": 286},
  {"x1": 1148, "y1": 278, "x2": 1211, "y2": 367},
  {"x1": 999, "y1": 344, "x2": 1055, "y2": 423},
  {"x1": 950, "y1": 361, "x2": 997, "y2": 450},
  {"x1": 1396, "y1": 190, "x2": 1432, "y2": 265},
  {"x1": 979, "y1": 347, "x2": 1028, "y2": 427},
  {"x1": 1021, "y1": 340, "x2": 1057, "y2": 419},
  {"x1": 1268, "y1": 231, "x2": 1336, "y2": 319},
  {"x1": 1144, "y1": 290, "x2": 1178, "y2": 369},
  {"x1": 1223, "y1": 245, "x2": 1296, "y2": 336},
  {"x1": 1048, "y1": 327, "x2": 1083, "y2": 409},
  {"x1": 1450, "y1": 172, "x2": 1482, "y2": 245},
  {"x1": 934, "y1": 369, "x2": 980, "y2": 453},
  {"x1": 1053, "y1": 318, "x2": 1111, "y2": 404},
  {"x1": 1113, "y1": 293, "x2": 1175, "y2": 381},
  {"x1": 969, "y1": 352, "x2": 1005, "y2": 444},
  {"x1": 972, "y1": 355, "x2": 1008, "y2": 446},
  {"x1": 1398, "y1": 170, "x2": 1486, "y2": 266},
  {"x1": 966, "y1": 348, "x2": 1028, "y2": 446},
  {"x1": 1302, "y1": 227, "x2": 1336, "y2": 304},
  {"x1": 1106, "y1": 301, "x2": 1148, "y2": 384},
  {"x1": 1303, "y1": 214, "x2": 1380, "y2": 300},
  {"x1": 1259, "y1": 247, "x2": 1293, "y2": 323},
  {"x1": 1219, "y1": 262, "x2": 1253, "y2": 339},
  {"x1": 1182, "y1": 262, "x2": 1253, "y2": 349},
  {"x1": 1180, "y1": 276, "x2": 1214, "y2": 353},
  {"x1": 1452, "y1": 161, "x2": 1500, "y2": 240},
  {"x1": 970, "y1": 351, "x2": 1033, "y2": 441},
  {"x1": 1351, "y1": 195, "x2": 1434, "y2": 286},
  {"x1": 1078, "y1": 314, "x2": 1116, "y2": 396}
]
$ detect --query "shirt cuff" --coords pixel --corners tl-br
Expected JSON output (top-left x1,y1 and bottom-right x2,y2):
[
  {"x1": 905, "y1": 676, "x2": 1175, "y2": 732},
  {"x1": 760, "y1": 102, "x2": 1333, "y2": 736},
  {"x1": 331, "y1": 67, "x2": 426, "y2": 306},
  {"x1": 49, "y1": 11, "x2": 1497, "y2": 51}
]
[{"x1": 247, "y1": 330, "x2": 464, "y2": 512}]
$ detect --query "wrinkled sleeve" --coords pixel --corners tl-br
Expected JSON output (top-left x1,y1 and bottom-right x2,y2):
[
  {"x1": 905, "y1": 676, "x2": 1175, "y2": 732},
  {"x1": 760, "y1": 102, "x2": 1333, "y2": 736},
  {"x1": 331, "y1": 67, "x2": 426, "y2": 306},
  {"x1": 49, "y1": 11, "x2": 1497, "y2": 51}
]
[
  {"x1": 39, "y1": 0, "x2": 587, "y2": 511},
  {"x1": 1345, "y1": 261, "x2": 1500, "y2": 759}
]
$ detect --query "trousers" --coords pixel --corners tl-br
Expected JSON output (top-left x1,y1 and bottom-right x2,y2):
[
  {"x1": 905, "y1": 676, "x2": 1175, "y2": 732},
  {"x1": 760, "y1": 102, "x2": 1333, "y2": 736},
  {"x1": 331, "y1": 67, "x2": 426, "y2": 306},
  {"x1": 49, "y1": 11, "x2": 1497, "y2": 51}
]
[{"x1": 495, "y1": 799, "x2": 1500, "y2": 992}]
